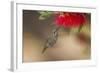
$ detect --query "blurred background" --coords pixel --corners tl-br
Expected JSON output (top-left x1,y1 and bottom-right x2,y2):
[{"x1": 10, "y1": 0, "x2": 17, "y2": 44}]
[{"x1": 23, "y1": 10, "x2": 91, "y2": 62}]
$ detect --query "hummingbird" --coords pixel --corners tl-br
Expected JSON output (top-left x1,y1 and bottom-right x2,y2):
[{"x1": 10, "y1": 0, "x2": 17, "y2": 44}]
[{"x1": 42, "y1": 24, "x2": 60, "y2": 53}]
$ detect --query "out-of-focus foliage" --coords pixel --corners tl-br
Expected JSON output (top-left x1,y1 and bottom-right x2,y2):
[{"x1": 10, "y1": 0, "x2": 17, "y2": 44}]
[{"x1": 38, "y1": 11, "x2": 53, "y2": 20}]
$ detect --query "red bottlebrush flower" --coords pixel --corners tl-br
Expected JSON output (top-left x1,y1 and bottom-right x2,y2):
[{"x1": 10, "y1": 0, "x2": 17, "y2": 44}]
[{"x1": 55, "y1": 12, "x2": 86, "y2": 28}]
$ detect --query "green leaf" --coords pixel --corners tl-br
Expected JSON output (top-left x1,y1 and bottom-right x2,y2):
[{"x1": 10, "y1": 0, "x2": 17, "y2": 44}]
[
  {"x1": 38, "y1": 11, "x2": 53, "y2": 20},
  {"x1": 39, "y1": 15, "x2": 46, "y2": 20},
  {"x1": 78, "y1": 25, "x2": 83, "y2": 33}
]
